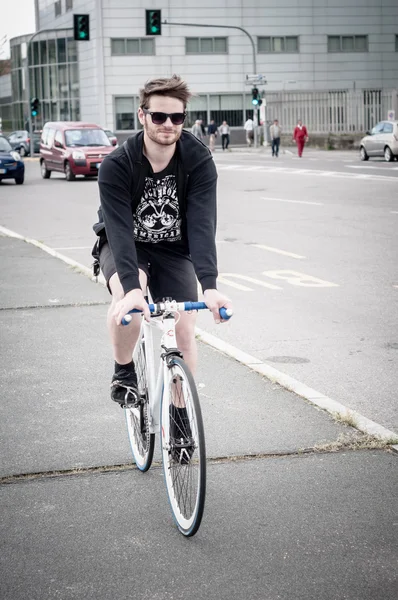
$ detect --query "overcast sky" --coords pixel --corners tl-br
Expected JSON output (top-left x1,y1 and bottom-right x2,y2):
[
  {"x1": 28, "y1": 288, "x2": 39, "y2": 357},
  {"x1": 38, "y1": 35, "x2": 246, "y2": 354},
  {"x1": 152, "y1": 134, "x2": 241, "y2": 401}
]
[{"x1": 0, "y1": 0, "x2": 36, "y2": 58}]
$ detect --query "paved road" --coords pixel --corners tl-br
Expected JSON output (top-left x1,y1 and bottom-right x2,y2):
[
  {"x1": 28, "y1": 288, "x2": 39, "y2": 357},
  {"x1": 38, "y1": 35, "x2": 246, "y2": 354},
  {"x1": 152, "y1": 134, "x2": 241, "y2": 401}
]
[
  {"x1": 1, "y1": 235, "x2": 397, "y2": 600},
  {"x1": 0, "y1": 149, "x2": 397, "y2": 434}
]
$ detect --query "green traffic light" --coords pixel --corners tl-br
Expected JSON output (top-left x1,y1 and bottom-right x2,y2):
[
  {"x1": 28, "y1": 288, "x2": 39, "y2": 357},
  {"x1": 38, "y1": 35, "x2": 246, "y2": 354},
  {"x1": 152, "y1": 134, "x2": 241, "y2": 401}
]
[
  {"x1": 79, "y1": 31, "x2": 87, "y2": 39},
  {"x1": 151, "y1": 26, "x2": 159, "y2": 33}
]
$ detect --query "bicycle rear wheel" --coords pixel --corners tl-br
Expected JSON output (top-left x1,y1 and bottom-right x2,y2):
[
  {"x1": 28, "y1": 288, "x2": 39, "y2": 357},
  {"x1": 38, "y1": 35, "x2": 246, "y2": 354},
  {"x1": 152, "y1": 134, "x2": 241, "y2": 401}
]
[
  {"x1": 125, "y1": 330, "x2": 155, "y2": 472},
  {"x1": 161, "y1": 356, "x2": 206, "y2": 536}
]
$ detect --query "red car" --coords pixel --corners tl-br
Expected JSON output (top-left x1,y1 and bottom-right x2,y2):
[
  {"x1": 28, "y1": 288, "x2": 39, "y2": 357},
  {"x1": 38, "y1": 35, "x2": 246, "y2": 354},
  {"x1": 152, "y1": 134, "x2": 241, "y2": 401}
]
[{"x1": 39, "y1": 121, "x2": 115, "y2": 181}]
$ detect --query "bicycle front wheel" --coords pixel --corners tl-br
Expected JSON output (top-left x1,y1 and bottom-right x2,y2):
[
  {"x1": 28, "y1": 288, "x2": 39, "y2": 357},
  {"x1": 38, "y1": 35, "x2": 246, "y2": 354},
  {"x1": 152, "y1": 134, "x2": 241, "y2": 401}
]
[
  {"x1": 161, "y1": 356, "x2": 206, "y2": 536},
  {"x1": 125, "y1": 331, "x2": 155, "y2": 472}
]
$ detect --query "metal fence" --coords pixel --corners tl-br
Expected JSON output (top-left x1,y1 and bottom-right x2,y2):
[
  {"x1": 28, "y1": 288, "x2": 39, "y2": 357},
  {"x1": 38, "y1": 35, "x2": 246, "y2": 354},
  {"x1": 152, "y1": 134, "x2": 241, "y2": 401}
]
[{"x1": 264, "y1": 89, "x2": 398, "y2": 134}]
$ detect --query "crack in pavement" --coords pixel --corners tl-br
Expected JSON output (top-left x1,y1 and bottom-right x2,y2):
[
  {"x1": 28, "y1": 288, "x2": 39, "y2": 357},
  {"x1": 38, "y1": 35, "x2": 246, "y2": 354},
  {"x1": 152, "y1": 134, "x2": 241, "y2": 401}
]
[{"x1": 1, "y1": 444, "x2": 394, "y2": 485}]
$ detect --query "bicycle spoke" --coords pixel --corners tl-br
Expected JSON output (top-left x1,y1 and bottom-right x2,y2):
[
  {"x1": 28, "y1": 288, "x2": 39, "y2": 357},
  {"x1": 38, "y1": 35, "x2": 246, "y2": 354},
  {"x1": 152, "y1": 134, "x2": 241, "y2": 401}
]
[{"x1": 161, "y1": 357, "x2": 206, "y2": 536}]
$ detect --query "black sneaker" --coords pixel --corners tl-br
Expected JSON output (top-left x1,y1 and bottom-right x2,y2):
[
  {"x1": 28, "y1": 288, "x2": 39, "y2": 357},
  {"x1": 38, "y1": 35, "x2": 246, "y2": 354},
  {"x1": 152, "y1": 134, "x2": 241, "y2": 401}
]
[
  {"x1": 170, "y1": 405, "x2": 194, "y2": 464},
  {"x1": 110, "y1": 364, "x2": 139, "y2": 408}
]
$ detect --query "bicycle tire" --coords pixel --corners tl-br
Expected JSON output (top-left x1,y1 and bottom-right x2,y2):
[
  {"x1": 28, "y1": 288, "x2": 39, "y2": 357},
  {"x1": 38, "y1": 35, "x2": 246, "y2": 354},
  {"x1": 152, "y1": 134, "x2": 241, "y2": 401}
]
[
  {"x1": 161, "y1": 356, "x2": 206, "y2": 536},
  {"x1": 125, "y1": 332, "x2": 155, "y2": 472}
]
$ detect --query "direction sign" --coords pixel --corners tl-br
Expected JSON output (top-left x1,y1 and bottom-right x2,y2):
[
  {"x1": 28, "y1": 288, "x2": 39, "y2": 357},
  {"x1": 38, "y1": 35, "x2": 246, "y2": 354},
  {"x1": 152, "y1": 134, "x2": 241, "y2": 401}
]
[{"x1": 245, "y1": 74, "x2": 267, "y2": 85}]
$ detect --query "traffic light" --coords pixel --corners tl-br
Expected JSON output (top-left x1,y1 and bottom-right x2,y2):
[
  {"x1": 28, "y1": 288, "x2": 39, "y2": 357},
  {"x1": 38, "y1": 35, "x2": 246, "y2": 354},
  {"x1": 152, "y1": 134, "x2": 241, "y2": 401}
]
[
  {"x1": 146, "y1": 9, "x2": 162, "y2": 35},
  {"x1": 74, "y1": 14, "x2": 90, "y2": 41},
  {"x1": 252, "y1": 87, "x2": 259, "y2": 106},
  {"x1": 31, "y1": 97, "x2": 39, "y2": 117}
]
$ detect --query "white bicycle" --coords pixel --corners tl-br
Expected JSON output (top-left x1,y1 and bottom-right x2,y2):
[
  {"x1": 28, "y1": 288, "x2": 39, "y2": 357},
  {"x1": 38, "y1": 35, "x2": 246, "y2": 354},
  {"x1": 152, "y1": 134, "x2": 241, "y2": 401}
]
[{"x1": 121, "y1": 300, "x2": 232, "y2": 537}]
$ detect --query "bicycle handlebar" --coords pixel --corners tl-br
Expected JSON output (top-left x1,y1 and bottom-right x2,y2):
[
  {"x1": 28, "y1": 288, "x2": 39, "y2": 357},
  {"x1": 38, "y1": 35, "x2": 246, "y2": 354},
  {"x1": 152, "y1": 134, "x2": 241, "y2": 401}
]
[{"x1": 121, "y1": 301, "x2": 233, "y2": 326}]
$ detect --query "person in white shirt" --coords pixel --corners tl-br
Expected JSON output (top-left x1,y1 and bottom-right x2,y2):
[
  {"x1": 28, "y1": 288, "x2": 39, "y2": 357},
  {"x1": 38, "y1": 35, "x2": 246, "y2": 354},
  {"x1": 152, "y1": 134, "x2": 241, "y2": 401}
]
[
  {"x1": 244, "y1": 117, "x2": 254, "y2": 147},
  {"x1": 191, "y1": 120, "x2": 203, "y2": 140},
  {"x1": 270, "y1": 119, "x2": 282, "y2": 157},
  {"x1": 218, "y1": 121, "x2": 231, "y2": 151}
]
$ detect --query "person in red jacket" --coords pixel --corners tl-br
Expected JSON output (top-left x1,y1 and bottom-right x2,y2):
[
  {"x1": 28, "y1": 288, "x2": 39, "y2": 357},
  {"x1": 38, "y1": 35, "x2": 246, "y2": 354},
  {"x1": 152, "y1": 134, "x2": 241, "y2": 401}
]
[{"x1": 293, "y1": 120, "x2": 309, "y2": 157}]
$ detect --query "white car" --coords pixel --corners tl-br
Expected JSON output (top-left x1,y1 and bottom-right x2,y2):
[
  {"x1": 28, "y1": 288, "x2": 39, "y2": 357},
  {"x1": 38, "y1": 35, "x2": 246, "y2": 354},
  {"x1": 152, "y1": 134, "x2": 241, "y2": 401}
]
[{"x1": 359, "y1": 120, "x2": 398, "y2": 162}]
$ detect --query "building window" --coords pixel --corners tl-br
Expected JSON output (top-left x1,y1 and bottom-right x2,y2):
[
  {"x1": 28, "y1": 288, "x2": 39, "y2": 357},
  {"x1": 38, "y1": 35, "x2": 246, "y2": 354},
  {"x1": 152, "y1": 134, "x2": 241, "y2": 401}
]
[
  {"x1": 327, "y1": 35, "x2": 368, "y2": 52},
  {"x1": 258, "y1": 36, "x2": 299, "y2": 53},
  {"x1": 115, "y1": 97, "x2": 136, "y2": 130},
  {"x1": 111, "y1": 38, "x2": 155, "y2": 56},
  {"x1": 66, "y1": 0, "x2": 73, "y2": 11},
  {"x1": 54, "y1": 0, "x2": 61, "y2": 17},
  {"x1": 395, "y1": 35, "x2": 398, "y2": 51},
  {"x1": 185, "y1": 37, "x2": 228, "y2": 54}
]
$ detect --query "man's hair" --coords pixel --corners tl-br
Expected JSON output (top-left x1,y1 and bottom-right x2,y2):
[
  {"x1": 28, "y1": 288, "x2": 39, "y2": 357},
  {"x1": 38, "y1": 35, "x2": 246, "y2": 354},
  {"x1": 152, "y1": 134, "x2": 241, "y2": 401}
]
[{"x1": 139, "y1": 74, "x2": 192, "y2": 109}]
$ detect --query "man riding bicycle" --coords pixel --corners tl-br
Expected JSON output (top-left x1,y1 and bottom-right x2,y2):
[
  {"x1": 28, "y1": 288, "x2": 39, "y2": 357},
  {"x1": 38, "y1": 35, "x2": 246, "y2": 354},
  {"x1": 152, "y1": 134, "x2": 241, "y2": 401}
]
[{"x1": 92, "y1": 74, "x2": 232, "y2": 406}]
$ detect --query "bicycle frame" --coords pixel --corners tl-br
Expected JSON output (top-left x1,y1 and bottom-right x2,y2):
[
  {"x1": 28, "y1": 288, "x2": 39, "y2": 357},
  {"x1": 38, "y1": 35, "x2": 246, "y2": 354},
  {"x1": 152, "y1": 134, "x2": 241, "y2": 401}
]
[{"x1": 141, "y1": 311, "x2": 178, "y2": 435}]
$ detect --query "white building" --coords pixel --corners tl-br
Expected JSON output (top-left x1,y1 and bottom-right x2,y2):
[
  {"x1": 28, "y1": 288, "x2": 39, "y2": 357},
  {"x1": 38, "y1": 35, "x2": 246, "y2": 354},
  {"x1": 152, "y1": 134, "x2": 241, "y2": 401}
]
[{"x1": 3, "y1": 0, "x2": 398, "y2": 135}]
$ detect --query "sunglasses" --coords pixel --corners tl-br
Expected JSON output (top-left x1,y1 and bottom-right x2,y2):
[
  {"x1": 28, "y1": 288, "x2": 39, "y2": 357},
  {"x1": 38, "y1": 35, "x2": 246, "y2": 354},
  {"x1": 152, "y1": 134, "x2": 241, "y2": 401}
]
[{"x1": 142, "y1": 108, "x2": 186, "y2": 126}]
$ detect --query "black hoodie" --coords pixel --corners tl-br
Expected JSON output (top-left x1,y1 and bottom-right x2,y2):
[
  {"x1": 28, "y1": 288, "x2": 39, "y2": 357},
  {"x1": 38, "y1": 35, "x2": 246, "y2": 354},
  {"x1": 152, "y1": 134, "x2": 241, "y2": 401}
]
[{"x1": 94, "y1": 130, "x2": 218, "y2": 295}]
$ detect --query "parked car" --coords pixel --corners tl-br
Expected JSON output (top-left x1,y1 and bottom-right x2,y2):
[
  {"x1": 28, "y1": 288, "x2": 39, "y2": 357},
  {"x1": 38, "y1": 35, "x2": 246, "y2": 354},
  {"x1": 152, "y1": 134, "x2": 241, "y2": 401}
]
[
  {"x1": 104, "y1": 129, "x2": 118, "y2": 147},
  {"x1": 0, "y1": 135, "x2": 25, "y2": 184},
  {"x1": 7, "y1": 130, "x2": 41, "y2": 156},
  {"x1": 39, "y1": 122, "x2": 115, "y2": 181},
  {"x1": 359, "y1": 120, "x2": 398, "y2": 162}
]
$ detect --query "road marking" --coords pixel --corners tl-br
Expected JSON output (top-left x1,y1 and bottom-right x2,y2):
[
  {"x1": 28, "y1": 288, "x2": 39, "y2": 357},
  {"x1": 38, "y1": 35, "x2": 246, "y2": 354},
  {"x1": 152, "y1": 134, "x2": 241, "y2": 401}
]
[
  {"x1": 218, "y1": 273, "x2": 282, "y2": 291},
  {"x1": 216, "y1": 163, "x2": 398, "y2": 181},
  {"x1": 251, "y1": 244, "x2": 305, "y2": 259},
  {"x1": 1, "y1": 224, "x2": 396, "y2": 442},
  {"x1": 261, "y1": 196, "x2": 323, "y2": 206},
  {"x1": 53, "y1": 246, "x2": 92, "y2": 250},
  {"x1": 263, "y1": 270, "x2": 339, "y2": 288},
  {"x1": 347, "y1": 165, "x2": 398, "y2": 170},
  {"x1": 391, "y1": 211, "x2": 398, "y2": 214}
]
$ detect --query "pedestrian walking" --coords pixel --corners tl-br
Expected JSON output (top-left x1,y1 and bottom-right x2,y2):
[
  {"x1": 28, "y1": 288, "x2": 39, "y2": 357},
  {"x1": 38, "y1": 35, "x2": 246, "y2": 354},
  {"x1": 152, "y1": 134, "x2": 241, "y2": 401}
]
[
  {"x1": 219, "y1": 121, "x2": 230, "y2": 151},
  {"x1": 244, "y1": 117, "x2": 254, "y2": 147},
  {"x1": 293, "y1": 120, "x2": 309, "y2": 157},
  {"x1": 191, "y1": 119, "x2": 203, "y2": 140},
  {"x1": 207, "y1": 119, "x2": 218, "y2": 152},
  {"x1": 270, "y1": 119, "x2": 282, "y2": 157}
]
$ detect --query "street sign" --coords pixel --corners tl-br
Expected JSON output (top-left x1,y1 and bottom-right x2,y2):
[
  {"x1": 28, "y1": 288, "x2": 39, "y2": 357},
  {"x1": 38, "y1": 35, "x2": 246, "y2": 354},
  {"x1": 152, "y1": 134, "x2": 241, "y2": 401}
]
[
  {"x1": 245, "y1": 74, "x2": 267, "y2": 85},
  {"x1": 387, "y1": 110, "x2": 395, "y2": 121}
]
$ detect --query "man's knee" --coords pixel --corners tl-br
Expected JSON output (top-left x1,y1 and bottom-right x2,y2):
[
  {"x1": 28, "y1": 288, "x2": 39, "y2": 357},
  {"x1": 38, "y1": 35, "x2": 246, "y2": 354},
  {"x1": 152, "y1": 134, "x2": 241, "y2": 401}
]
[{"x1": 176, "y1": 313, "x2": 196, "y2": 349}]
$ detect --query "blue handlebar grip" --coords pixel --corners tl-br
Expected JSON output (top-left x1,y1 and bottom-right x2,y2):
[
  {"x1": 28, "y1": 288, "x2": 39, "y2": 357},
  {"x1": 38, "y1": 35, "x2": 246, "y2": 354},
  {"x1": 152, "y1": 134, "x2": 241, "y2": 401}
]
[{"x1": 219, "y1": 307, "x2": 233, "y2": 320}]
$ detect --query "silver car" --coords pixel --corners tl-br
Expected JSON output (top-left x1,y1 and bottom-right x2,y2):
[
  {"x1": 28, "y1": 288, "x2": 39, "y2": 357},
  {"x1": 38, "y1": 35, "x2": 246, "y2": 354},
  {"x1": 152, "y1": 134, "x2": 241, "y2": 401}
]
[{"x1": 360, "y1": 120, "x2": 398, "y2": 162}]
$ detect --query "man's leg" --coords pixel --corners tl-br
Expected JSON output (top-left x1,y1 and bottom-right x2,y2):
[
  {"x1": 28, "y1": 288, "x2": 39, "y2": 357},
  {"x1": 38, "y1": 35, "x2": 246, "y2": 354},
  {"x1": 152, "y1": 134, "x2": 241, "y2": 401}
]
[
  {"x1": 107, "y1": 270, "x2": 147, "y2": 363},
  {"x1": 276, "y1": 137, "x2": 280, "y2": 157},
  {"x1": 107, "y1": 270, "x2": 147, "y2": 405},
  {"x1": 271, "y1": 139, "x2": 275, "y2": 156},
  {"x1": 175, "y1": 311, "x2": 198, "y2": 375}
]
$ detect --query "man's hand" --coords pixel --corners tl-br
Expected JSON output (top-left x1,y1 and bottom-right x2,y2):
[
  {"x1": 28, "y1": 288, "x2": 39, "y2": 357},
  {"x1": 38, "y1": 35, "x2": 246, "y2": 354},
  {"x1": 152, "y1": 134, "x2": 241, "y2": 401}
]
[
  {"x1": 203, "y1": 289, "x2": 233, "y2": 324},
  {"x1": 113, "y1": 288, "x2": 151, "y2": 325}
]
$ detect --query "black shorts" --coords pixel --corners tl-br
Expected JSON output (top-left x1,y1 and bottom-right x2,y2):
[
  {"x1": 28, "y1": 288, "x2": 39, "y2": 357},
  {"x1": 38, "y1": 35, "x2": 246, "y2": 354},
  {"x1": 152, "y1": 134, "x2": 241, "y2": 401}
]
[{"x1": 99, "y1": 241, "x2": 198, "y2": 303}]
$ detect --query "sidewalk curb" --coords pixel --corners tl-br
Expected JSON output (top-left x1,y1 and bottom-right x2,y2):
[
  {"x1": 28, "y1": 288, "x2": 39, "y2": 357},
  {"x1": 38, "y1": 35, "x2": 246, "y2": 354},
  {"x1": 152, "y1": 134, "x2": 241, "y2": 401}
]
[{"x1": 1, "y1": 224, "x2": 397, "y2": 443}]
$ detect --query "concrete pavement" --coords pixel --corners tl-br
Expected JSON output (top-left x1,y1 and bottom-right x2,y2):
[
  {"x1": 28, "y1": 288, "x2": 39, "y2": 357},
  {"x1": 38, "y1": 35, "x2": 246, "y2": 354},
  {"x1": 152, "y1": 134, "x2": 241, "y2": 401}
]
[{"x1": 1, "y1": 234, "x2": 397, "y2": 600}]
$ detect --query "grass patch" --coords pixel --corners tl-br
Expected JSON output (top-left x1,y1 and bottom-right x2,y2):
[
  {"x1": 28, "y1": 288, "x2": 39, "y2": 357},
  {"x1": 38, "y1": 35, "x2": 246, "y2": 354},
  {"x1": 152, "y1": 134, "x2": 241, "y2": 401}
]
[
  {"x1": 310, "y1": 432, "x2": 398, "y2": 453},
  {"x1": 331, "y1": 410, "x2": 358, "y2": 429}
]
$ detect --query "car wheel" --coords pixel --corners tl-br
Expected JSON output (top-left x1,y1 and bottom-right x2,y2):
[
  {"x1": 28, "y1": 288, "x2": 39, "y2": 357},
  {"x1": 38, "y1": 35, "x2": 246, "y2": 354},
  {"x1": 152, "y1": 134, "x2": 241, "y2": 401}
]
[
  {"x1": 19, "y1": 146, "x2": 26, "y2": 157},
  {"x1": 15, "y1": 175, "x2": 24, "y2": 185},
  {"x1": 64, "y1": 162, "x2": 75, "y2": 181},
  {"x1": 360, "y1": 146, "x2": 369, "y2": 161},
  {"x1": 384, "y1": 146, "x2": 394, "y2": 162},
  {"x1": 41, "y1": 160, "x2": 51, "y2": 179}
]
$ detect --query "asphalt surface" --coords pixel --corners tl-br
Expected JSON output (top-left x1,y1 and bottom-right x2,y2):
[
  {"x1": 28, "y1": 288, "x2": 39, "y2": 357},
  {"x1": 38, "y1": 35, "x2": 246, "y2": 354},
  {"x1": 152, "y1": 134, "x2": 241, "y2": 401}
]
[
  {"x1": 1, "y1": 149, "x2": 397, "y2": 435},
  {"x1": 1, "y1": 225, "x2": 397, "y2": 599}
]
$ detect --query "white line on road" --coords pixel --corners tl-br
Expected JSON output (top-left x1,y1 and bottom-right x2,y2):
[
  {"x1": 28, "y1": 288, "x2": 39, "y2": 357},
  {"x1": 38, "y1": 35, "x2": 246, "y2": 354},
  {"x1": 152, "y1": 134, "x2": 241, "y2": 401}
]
[
  {"x1": 347, "y1": 165, "x2": 398, "y2": 170},
  {"x1": 1, "y1": 224, "x2": 397, "y2": 442},
  {"x1": 53, "y1": 246, "x2": 92, "y2": 250},
  {"x1": 251, "y1": 244, "x2": 306, "y2": 259},
  {"x1": 261, "y1": 196, "x2": 323, "y2": 206},
  {"x1": 391, "y1": 211, "x2": 398, "y2": 214}
]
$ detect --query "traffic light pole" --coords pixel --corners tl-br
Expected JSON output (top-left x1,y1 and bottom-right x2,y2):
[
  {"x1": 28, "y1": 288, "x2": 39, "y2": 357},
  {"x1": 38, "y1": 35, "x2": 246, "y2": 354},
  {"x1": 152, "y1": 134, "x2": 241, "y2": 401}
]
[
  {"x1": 162, "y1": 20, "x2": 260, "y2": 148},
  {"x1": 25, "y1": 28, "x2": 72, "y2": 156}
]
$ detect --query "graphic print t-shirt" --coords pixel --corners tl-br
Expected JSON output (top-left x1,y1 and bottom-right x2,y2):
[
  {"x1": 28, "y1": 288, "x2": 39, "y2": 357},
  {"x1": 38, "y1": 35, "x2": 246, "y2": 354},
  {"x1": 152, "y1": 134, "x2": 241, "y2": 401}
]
[{"x1": 134, "y1": 155, "x2": 182, "y2": 244}]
